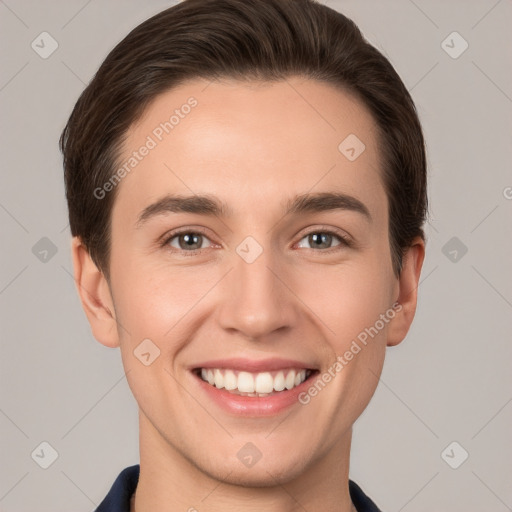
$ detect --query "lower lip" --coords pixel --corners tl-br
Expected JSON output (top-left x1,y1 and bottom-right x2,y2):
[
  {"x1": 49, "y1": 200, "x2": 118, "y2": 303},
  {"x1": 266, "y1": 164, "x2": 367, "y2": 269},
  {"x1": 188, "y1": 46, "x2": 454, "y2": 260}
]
[{"x1": 192, "y1": 371, "x2": 317, "y2": 417}]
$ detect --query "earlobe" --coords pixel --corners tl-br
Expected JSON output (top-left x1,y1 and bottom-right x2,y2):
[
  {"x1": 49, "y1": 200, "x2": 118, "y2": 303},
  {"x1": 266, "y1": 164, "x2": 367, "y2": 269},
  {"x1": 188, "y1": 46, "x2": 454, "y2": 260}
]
[
  {"x1": 387, "y1": 237, "x2": 426, "y2": 347},
  {"x1": 71, "y1": 237, "x2": 120, "y2": 348}
]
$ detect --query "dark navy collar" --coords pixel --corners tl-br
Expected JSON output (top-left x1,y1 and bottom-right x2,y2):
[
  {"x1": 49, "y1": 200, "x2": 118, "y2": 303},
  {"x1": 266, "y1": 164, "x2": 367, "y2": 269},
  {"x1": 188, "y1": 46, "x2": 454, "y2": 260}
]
[
  {"x1": 95, "y1": 465, "x2": 139, "y2": 512},
  {"x1": 95, "y1": 464, "x2": 382, "y2": 511},
  {"x1": 349, "y1": 478, "x2": 383, "y2": 512}
]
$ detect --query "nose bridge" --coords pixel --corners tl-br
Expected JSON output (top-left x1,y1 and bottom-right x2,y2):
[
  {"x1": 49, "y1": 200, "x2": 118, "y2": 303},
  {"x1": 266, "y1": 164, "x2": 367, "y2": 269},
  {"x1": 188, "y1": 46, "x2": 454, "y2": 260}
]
[{"x1": 217, "y1": 239, "x2": 294, "y2": 338}]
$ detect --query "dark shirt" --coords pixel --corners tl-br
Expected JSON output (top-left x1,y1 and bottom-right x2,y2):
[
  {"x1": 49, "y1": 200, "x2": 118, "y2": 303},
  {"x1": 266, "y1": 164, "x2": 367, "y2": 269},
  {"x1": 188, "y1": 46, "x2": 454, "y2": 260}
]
[{"x1": 95, "y1": 464, "x2": 382, "y2": 512}]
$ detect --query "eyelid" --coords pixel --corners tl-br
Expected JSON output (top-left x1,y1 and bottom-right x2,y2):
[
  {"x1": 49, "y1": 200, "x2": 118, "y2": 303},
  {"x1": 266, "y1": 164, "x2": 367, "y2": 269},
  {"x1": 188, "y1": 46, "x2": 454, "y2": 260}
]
[
  {"x1": 159, "y1": 224, "x2": 354, "y2": 253},
  {"x1": 294, "y1": 224, "x2": 353, "y2": 247},
  {"x1": 159, "y1": 226, "x2": 216, "y2": 250}
]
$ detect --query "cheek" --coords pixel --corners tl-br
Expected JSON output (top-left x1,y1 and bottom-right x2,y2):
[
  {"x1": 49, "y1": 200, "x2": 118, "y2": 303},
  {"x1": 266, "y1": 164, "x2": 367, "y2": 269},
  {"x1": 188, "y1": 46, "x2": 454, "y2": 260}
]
[
  {"x1": 297, "y1": 259, "x2": 394, "y2": 342},
  {"x1": 111, "y1": 231, "x2": 395, "y2": 350},
  {"x1": 111, "y1": 255, "x2": 219, "y2": 343}
]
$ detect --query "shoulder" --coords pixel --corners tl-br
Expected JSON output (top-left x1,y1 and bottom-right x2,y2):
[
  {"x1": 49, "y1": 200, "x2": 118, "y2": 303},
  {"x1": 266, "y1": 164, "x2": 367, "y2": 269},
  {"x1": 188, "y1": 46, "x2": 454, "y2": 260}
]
[{"x1": 95, "y1": 464, "x2": 140, "y2": 512}]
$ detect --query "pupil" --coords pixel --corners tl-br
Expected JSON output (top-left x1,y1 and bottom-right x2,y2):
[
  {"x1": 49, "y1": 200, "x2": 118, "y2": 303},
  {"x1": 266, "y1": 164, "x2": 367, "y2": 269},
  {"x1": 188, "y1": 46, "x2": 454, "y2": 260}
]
[
  {"x1": 182, "y1": 233, "x2": 201, "y2": 249},
  {"x1": 311, "y1": 233, "x2": 330, "y2": 249}
]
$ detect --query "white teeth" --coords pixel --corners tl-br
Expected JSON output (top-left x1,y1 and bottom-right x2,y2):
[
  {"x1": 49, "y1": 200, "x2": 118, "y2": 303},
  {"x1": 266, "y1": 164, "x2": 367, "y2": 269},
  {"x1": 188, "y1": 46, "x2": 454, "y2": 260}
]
[
  {"x1": 285, "y1": 371, "x2": 296, "y2": 390},
  {"x1": 198, "y1": 367, "x2": 311, "y2": 395},
  {"x1": 274, "y1": 371, "x2": 286, "y2": 391},
  {"x1": 294, "y1": 370, "x2": 306, "y2": 387},
  {"x1": 255, "y1": 372, "x2": 274, "y2": 394},
  {"x1": 224, "y1": 370, "x2": 237, "y2": 390},
  {"x1": 214, "y1": 369, "x2": 224, "y2": 389},
  {"x1": 237, "y1": 371, "x2": 255, "y2": 393}
]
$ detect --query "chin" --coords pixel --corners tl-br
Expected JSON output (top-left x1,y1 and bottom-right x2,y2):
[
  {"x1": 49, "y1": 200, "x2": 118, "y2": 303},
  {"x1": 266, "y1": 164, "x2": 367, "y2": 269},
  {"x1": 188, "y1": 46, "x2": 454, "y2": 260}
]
[
  {"x1": 196, "y1": 449, "x2": 311, "y2": 488},
  {"x1": 214, "y1": 464, "x2": 305, "y2": 488}
]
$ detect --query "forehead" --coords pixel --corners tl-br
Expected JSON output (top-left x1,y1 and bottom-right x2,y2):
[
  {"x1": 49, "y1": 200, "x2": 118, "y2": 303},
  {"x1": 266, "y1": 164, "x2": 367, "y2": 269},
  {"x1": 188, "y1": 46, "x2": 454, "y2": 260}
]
[{"x1": 113, "y1": 77, "x2": 386, "y2": 226}]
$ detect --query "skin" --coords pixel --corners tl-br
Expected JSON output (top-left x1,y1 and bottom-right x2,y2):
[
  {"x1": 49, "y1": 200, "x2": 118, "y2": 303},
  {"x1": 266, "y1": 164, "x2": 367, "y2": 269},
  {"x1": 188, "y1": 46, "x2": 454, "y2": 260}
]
[{"x1": 71, "y1": 77, "x2": 425, "y2": 511}]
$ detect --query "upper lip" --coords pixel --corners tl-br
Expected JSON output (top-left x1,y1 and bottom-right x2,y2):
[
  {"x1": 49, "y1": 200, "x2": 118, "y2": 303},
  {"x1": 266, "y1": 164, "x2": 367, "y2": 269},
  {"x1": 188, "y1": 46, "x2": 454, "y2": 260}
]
[{"x1": 191, "y1": 358, "x2": 317, "y2": 373}]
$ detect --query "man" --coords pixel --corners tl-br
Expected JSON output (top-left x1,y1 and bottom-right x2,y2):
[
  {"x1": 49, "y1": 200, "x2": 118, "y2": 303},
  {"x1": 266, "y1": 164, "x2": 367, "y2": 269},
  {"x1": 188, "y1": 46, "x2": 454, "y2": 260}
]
[{"x1": 60, "y1": 1, "x2": 427, "y2": 510}]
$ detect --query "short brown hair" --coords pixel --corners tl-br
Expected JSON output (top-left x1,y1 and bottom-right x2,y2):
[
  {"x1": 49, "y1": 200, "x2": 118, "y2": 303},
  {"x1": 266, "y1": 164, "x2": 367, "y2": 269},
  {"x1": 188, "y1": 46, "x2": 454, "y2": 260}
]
[{"x1": 60, "y1": 0, "x2": 428, "y2": 281}]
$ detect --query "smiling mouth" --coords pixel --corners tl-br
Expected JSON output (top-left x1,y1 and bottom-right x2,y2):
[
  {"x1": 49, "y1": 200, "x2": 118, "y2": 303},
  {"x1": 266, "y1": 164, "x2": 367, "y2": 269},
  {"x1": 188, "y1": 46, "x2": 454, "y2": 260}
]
[{"x1": 193, "y1": 367, "x2": 318, "y2": 397}]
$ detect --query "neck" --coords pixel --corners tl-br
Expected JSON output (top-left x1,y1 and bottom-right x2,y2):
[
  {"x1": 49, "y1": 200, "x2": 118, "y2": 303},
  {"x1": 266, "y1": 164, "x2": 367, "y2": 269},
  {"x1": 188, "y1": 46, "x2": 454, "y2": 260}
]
[{"x1": 132, "y1": 411, "x2": 357, "y2": 512}]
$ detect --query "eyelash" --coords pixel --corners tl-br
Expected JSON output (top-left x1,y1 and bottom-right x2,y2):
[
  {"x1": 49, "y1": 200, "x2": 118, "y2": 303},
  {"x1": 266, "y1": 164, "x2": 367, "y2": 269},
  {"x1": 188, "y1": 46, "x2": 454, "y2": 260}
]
[{"x1": 159, "y1": 226, "x2": 353, "y2": 256}]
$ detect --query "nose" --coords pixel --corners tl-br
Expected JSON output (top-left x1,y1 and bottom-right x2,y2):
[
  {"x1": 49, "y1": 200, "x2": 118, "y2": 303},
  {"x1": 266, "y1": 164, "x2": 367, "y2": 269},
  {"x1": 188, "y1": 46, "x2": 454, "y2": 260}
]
[{"x1": 216, "y1": 244, "x2": 298, "y2": 340}]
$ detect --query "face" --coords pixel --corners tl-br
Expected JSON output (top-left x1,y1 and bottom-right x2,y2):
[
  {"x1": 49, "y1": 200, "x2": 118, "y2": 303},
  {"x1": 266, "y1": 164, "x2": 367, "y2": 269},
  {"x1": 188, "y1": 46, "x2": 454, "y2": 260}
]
[{"x1": 76, "y1": 77, "x2": 423, "y2": 487}]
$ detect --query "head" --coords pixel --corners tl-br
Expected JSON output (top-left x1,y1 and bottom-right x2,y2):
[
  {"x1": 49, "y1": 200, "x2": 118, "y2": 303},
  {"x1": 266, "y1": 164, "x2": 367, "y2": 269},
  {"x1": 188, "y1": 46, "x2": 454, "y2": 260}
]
[{"x1": 61, "y1": 0, "x2": 427, "y2": 488}]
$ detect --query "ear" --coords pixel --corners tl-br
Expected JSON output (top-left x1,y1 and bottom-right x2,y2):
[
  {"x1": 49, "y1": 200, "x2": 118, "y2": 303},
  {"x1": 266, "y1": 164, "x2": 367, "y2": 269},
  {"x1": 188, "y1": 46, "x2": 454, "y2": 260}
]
[
  {"x1": 71, "y1": 236, "x2": 120, "y2": 348},
  {"x1": 387, "y1": 237, "x2": 426, "y2": 347}
]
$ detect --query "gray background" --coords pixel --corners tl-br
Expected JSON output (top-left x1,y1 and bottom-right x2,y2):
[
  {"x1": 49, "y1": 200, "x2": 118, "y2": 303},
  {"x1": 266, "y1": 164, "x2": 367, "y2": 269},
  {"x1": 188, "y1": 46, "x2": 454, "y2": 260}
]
[{"x1": 1, "y1": 0, "x2": 511, "y2": 510}]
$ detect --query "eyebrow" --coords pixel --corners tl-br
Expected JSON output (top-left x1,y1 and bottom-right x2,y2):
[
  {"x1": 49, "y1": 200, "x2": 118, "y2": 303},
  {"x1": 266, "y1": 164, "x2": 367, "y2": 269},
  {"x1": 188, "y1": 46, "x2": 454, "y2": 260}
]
[{"x1": 135, "y1": 191, "x2": 371, "y2": 228}]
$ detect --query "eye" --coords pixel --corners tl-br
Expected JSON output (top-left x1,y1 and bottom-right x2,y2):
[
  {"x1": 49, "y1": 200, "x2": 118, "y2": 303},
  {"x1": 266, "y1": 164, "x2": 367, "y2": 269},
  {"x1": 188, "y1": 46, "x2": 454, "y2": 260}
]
[
  {"x1": 160, "y1": 227, "x2": 352, "y2": 255},
  {"x1": 296, "y1": 229, "x2": 352, "y2": 251},
  {"x1": 162, "y1": 229, "x2": 213, "y2": 253}
]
